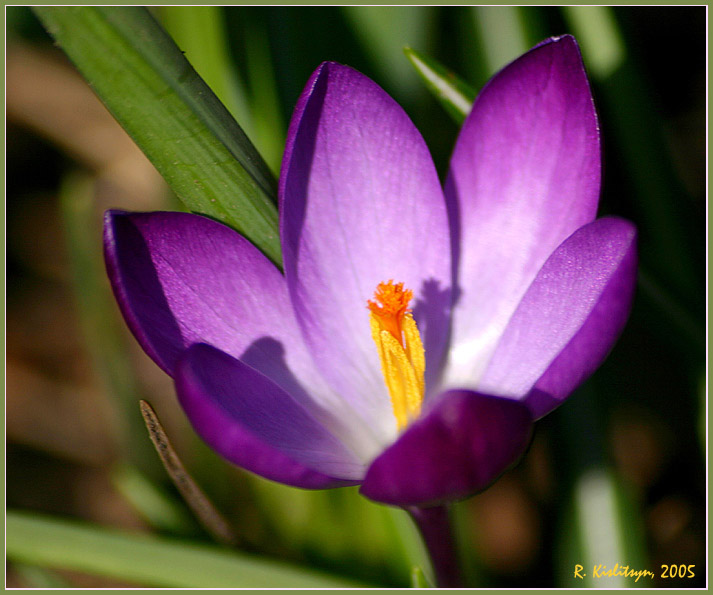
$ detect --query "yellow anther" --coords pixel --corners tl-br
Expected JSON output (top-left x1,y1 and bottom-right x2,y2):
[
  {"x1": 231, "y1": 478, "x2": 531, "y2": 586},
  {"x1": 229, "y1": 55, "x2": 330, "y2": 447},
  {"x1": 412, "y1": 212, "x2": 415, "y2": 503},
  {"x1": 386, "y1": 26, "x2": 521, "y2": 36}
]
[{"x1": 402, "y1": 312, "x2": 425, "y2": 397}]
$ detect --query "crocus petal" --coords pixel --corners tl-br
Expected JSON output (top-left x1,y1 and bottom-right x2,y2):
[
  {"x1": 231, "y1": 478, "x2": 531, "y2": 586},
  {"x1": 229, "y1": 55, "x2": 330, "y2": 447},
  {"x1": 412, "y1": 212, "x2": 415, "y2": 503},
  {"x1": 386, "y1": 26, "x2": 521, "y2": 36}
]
[
  {"x1": 104, "y1": 210, "x2": 379, "y2": 459},
  {"x1": 104, "y1": 210, "x2": 291, "y2": 375},
  {"x1": 176, "y1": 343, "x2": 364, "y2": 487},
  {"x1": 280, "y1": 62, "x2": 451, "y2": 443},
  {"x1": 444, "y1": 35, "x2": 601, "y2": 386},
  {"x1": 477, "y1": 217, "x2": 637, "y2": 418},
  {"x1": 360, "y1": 390, "x2": 533, "y2": 506}
]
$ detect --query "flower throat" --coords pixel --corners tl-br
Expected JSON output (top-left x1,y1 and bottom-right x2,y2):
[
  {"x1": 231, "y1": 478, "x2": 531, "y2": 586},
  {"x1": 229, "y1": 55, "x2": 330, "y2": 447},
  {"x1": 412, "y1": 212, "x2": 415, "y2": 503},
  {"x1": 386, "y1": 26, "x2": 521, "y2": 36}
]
[{"x1": 367, "y1": 281, "x2": 425, "y2": 430}]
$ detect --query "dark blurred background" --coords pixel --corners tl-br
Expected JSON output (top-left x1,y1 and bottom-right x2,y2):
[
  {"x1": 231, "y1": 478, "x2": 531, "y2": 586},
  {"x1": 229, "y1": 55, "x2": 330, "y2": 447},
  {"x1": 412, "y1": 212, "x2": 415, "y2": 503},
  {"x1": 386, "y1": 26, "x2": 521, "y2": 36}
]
[{"x1": 6, "y1": 6, "x2": 706, "y2": 588}]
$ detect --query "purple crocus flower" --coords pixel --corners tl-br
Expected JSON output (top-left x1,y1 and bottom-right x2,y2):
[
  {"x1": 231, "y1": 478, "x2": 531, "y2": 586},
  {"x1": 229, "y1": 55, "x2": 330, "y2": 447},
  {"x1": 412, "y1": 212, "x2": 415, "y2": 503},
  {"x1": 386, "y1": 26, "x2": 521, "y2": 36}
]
[{"x1": 104, "y1": 36, "x2": 636, "y2": 509}]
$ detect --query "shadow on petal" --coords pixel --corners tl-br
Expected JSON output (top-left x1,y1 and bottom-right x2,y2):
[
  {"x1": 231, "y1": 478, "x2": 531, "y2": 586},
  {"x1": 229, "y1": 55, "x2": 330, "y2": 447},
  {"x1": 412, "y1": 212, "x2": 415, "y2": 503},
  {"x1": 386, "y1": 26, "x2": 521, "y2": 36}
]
[
  {"x1": 176, "y1": 343, "x2": 365, "y2": 487},
  {"x1": 411, "y1": 277, "x2": 457, "y2": 392}
]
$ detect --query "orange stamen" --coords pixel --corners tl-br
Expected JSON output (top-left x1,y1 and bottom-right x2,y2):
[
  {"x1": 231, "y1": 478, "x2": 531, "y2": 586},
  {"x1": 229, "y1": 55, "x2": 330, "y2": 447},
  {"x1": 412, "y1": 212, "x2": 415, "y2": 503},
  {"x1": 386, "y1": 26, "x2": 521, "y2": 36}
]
[
  {"x1": 368, "y1": 280, "x2": 426, "y2": 431},
  {"x1": 366, "y1": 280, "x2": 413, "y2": 348}
]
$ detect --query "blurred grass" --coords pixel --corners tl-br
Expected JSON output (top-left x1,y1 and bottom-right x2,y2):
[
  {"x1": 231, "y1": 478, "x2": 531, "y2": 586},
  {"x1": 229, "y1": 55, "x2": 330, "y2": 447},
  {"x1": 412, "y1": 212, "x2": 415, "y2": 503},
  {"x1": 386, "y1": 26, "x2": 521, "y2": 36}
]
[
  {"x1": 341, "y1": 6, "x2": 434, "y2": 97},
  {"x1": 6, "y1": 5, "x2": 706, "y2": 589},
  {"x1": 563, "y1": 5, "x2": 704, "y2": 345},
  {"x1": 471, "y1": 6, "x2": 529, "y2": 74},
  {"x1": 246, "y1": 480, "x2": 429, "y2": 586},
  {"x1": 60, "y1": 172, "x2": 156, "y2": 473},
  {"x1": 404, "y1": 46, "x2": 475, "y2": 124},
  {"x1": 110, "y1": 463, "x2": 198, "y2": 537},
  {"x1": 554, "y1": 387, "x2": 651, "y2": 588},
  {"x1": 11, "y1": 564, "x2": 70, "y2": 588},
  {"x1": 6, "y1": 510, "x2": 369, "y2": 587},
  {"x1": 241, "y1": 20, "x2": 285, "y2": 176}
]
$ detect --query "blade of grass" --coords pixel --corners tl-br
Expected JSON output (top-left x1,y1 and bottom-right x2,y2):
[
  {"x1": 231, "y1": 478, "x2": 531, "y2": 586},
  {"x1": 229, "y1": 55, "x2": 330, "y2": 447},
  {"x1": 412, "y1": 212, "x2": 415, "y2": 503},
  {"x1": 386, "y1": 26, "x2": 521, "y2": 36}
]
[
  {"x1": 554, "y1": 386, "x2": 651, "y2": 587},
  {"x1": 558, "y1": 468, "x2": 652, "y2": 588},
  {"x1": 244, "y1": 19, "x2": 285, "y2": 176},
  {"x1": 246, "y1": 479, "x2": 419, "y2": 585},
  {"x1": 562, "y1": 6, "x2": 702, "y2": 310},
  {"x1": 471, "y1": 7, "x2": 529, "y2": 75},
  {"x1": 34, "y1": 7, "x2": 281, "y2": 265},
  {"x1": 7, "y1": 510, "x2": 368, "y2": 588},
  {"x1": 111, "y1": 464, "x2": 198, "y2": 536},
  {"x1": 11, "y1": 564, "x2": 70, "y2": 588},
  {"x1": 410, "y1": 565, "x2": 432, "y2": 588},
  {"x1": 59, "y1": 172, "x2": 158, "y2": 475},
  {"x1": 387, "y1": 505, "x2": 433, "y2": 585},
  {"x1": 342, "y1": 6, "x2": 434, "y2": 98},
  {"x1": 561, "y1": 6, "x2": 625, "y2": 80},
  {"x1": 404, "y1": 46, "x2": 475, "y2": 124}
]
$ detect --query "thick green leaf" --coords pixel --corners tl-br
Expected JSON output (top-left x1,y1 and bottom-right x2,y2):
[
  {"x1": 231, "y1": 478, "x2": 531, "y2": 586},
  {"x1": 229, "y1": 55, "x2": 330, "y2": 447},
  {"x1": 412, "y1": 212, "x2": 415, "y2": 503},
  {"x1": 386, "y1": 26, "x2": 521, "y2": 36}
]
[
  {"x1": 34, "y1": 7, "x2": 281, "y2": 265},
  {"x1": 6, "y1": 511, "x2": 367, "y2": 588},
  {"x1": 404, "y1": 46, "x2": 475, "y2": 124},
  {"x1": 157, "y1": 7, "x2": 254, "y2": 139}
]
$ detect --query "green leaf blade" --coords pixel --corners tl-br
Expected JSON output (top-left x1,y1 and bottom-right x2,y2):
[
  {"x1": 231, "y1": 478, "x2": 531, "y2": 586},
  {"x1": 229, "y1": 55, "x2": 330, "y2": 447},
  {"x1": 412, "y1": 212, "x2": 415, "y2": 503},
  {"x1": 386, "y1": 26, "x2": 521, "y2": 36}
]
[
  {"x1": 410, "y1": 566, "x2": 433, "y2": 588},
  {"x1": 34, "y1": 6, "x2": 281, "y2": 265},
  {"x1": 7, "y1": 511, "x2": 368, "y2": 588},
  {"x1": 404, "y1": 46, "x2": 475, "y2": 124},
  {"x1": 157, "y1": 6, "x2": 254, "y2": 134}
]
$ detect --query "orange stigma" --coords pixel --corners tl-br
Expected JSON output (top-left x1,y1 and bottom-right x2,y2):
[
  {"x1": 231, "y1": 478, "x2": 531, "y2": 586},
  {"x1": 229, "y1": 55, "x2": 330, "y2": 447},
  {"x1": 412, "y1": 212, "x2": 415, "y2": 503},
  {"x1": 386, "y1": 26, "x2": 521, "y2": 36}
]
[
  {"x1": 368, "y1": 281, "x2": 425, "y2": 430},
  {"x1": 367, "y1": 280, "x2": 413, "y2": 348}
]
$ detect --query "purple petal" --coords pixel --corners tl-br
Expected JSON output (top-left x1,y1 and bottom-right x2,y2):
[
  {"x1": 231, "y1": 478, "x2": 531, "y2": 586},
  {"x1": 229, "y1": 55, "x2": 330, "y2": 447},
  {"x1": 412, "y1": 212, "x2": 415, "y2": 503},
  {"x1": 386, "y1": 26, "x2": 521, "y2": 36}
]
[
  {"x1": 104, "y1": 210, "x2": 291, "y2": 375},
  {"x1": 478, "y1": 217, "x2": 637, "y2": 418},
  {"x1": 104, "y1": 210, "x2": 380, "y2": 459},
  {"x1": 359, "y1": 390, "x2": 532, "y2": 506},
  {"x1": 444, "y1": 35, "x2": 601, "y2": 386},
  {"x1": 280, "y1": 62, "x2": 451, "y2": 442},
  {"x1": 176, "y1": 343, "x2": 364, "y2": 487}
]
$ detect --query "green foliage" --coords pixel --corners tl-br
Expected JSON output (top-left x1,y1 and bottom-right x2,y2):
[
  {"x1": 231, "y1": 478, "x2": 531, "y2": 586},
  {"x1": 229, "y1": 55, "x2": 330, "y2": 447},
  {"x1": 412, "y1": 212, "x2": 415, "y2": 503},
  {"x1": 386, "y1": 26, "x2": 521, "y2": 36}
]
[
  {"x1": 6, "y1": 511, "x2": 367, "y2": 588},
  {"x1": 411, "y1": 565, "x2": 433, "y2": 588},
  {"x1": 33, "y1": 7, "x2": 281, "y2": 265},
  {"x1": 404, "y1": 46, "x2": 475, "y2": 124}
]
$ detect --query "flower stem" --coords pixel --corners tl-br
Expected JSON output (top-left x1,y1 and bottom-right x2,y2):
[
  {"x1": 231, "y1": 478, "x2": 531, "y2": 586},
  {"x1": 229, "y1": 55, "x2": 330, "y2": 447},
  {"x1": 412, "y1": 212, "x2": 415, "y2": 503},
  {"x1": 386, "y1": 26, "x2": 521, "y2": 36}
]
[{"x1": 405, "y1": 505, "x2": 463, "y2": 587}]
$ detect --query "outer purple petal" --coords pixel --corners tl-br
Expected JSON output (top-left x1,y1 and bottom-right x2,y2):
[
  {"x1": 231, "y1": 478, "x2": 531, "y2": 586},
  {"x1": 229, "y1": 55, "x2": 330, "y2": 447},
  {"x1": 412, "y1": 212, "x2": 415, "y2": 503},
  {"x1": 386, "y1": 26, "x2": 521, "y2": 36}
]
[
  {"x1": 104, "y1": 210, "x2": 296, "y2": 376},
  {"x1": 478, "y1": 217, "x2": 637, "y2": 418},
  {"x1": 444, "y1": 35, "x2": 601, "y2": 386},
  {"x1": 280, "y1": 62, "x2": 451, "y2": 442},
  {"x1": 104, "y1": 210, "x2": 379, "y2": 458},
  {"x1": 359, "y1": 391, "x2": 533, "y2": 506},
  {"x1": 176, "y1": 343, "x2": 363, "y2": 487}
]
